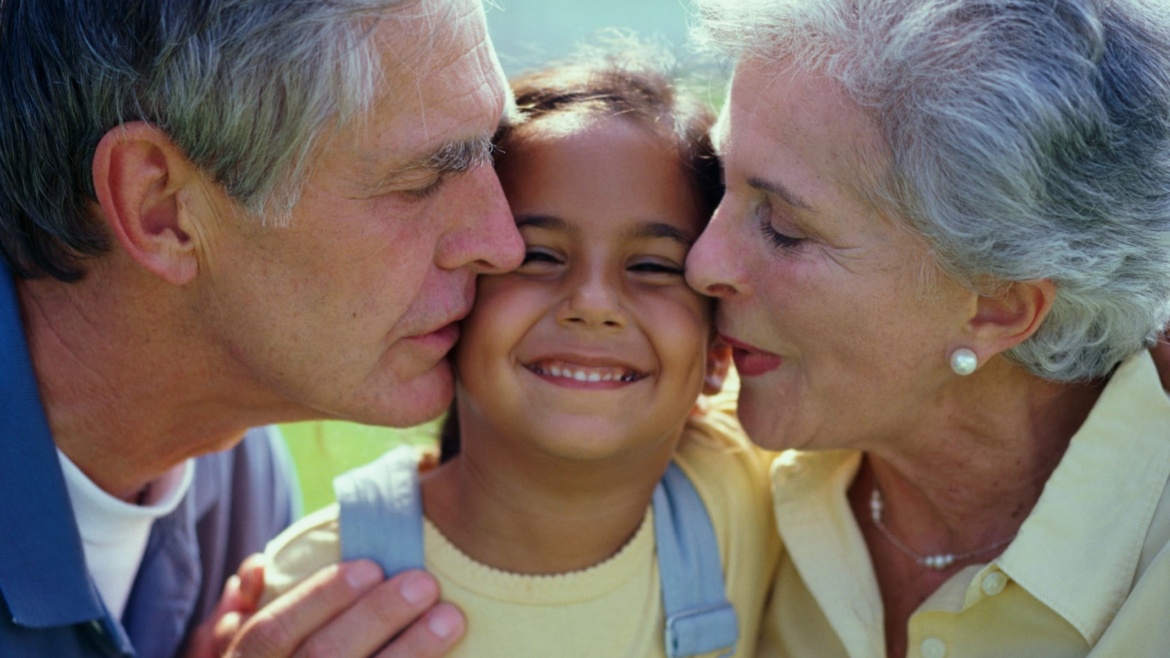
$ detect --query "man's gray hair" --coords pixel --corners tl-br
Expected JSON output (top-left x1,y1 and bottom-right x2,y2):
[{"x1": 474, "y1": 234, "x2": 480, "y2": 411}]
[
  {"x1": 696, "y1": 0, "x2": 1170, "y2": 382},
  {"x1": 0, "y1": 0, "x2": 415, "y2": 281}
]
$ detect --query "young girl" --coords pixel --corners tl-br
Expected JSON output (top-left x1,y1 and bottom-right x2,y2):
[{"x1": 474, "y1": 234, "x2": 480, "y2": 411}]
[{"x1": 260, "y1": 41, "x2": 778, "y2": 657}]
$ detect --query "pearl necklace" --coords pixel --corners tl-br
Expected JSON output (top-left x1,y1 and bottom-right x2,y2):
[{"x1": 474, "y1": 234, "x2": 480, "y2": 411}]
[{"x1": 868, "y1": 486, "x2": 1016, "y2": 570}]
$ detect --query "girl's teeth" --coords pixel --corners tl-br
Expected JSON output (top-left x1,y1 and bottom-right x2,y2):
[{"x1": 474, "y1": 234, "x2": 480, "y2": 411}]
[{"x1": 532, "y1": 361, "x2": 640, "y2": 382}]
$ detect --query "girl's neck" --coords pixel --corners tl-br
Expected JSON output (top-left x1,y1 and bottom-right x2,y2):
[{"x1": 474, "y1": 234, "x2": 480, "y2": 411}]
[{"x1": 420, "y1": 437, "x2": 677, "y2": 575}]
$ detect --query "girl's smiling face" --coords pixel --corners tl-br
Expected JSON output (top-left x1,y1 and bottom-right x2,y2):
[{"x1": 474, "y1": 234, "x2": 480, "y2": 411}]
[{"x1": 453, "y1": 114, "x2": 714, "y2": 464}]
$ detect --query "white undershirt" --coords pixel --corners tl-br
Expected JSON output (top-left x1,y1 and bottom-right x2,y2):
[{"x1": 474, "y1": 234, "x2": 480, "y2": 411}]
[{"x1": 56, "y1": 450, "x2": 193, "y2": 620}]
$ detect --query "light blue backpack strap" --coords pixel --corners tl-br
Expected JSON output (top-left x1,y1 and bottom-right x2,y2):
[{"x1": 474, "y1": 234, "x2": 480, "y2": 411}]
[
  {"x1": 653, "y1": 461, "x2": 739, "y2": 658},
  {"x1": 334, "y1": 445, "x2": 425, "y2": 577}
]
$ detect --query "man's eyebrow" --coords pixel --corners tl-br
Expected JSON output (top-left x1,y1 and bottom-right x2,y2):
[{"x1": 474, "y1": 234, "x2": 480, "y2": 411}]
[
  {"x1": 748, "y1": 176, "x2": 814, "y2": 212},
  {"x1": 410, "y1": 134, "x2": 497, "y2": 175}
]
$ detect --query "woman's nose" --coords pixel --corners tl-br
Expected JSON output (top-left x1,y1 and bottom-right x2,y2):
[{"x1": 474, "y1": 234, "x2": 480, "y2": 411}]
[{"x1": 686, "y1": 202, "x2": 746, "y2": 298}]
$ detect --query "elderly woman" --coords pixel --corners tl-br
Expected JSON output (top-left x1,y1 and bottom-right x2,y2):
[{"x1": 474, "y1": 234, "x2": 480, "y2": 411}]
[{"x1": 685, "y1": 0, "x2": 1170, "y2": 656}]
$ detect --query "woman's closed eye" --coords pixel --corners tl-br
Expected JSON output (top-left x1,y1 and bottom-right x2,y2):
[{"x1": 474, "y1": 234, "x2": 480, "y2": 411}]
[
  {"x1": 755, "y1": 199, "x2": 806, "y2": 250},
  {"x1": 759, "y1": 223, "x2": 804, "y2": 249}
]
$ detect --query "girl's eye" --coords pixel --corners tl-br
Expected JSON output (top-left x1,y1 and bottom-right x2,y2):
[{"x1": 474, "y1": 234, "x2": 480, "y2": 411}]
[
  {"x1": 629, "y1": 260, "x2": 685, "y2": 276},
  {"x1": 755, "y1": 200, "x2": 805, "y2": 250},
  {"x1": 519, "y1": 248, "x2": 562, "y2": 268}
]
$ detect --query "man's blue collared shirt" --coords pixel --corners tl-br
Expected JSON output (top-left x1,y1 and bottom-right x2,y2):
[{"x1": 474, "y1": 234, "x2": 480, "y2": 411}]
[{"x1": 0, "y1": 265, "x2": 299, "y2": 657}]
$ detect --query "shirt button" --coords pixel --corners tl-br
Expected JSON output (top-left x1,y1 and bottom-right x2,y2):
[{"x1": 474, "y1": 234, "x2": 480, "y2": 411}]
[
  {"x1": 921, "y1": 637, "x2": 947, "y2": 658},
  {"x1": 982, "y1": 570, "x2": 1008, "y2": 596}
]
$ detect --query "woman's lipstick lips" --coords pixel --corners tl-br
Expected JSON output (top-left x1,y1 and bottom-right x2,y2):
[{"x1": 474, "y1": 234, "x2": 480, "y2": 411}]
[{"x1": 720, "y1": 334, "x2": 782, "y2": 377}]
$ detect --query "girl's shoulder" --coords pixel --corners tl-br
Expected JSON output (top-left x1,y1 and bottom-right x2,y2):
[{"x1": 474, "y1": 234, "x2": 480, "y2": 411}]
[{"x1": 259, "y1": 503, "x2": 342, "y2": 606}]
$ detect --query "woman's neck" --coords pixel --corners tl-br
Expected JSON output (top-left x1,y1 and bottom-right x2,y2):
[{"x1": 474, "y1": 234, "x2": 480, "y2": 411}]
[
  {"x1": 849, "y1": 358, "x2": 1107, "y2": 657},
  {"x1": 859, "y1": 365, "x2": 1104, "y2": 548},
  {"x1": 420, "y1": 435, "x2": 677, "y2": 575}
]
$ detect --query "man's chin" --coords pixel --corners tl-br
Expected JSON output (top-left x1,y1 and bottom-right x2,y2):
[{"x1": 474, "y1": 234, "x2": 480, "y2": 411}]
[{"x1": 359, "y1": 364, "x2": 455, "y2": 428}]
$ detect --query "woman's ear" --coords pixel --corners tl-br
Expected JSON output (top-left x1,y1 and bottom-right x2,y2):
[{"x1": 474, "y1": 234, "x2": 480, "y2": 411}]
[
  {"x1": 91, "y1": 121, "x2": 202, "y2": 285},
  {"x1": 961, "y1": 279, "x2": 1056, "y2": 362},
  {"x1": 703, "y1": 340, "x2": 733, "y2": 396}
]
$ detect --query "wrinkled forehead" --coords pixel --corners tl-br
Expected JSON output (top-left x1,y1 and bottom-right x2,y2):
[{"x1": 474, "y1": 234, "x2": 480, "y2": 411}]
[
  {"x1": 727, "y1": 57, "x2": 891, "y2": 176},
  {"x1": 320, "y1": 0, "x2": 505, "y2": 172},
  {"x1": 374, "y1": 0, "x2": 495, "y2": 83},
  {"x1": 363, "y1": 0, "x2": 507, "y2": 133}
]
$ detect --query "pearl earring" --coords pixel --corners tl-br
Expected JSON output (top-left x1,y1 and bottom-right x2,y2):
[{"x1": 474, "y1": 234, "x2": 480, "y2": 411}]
[{"x1": 950, "y1": 348, "x2": 978, "y2": 376}]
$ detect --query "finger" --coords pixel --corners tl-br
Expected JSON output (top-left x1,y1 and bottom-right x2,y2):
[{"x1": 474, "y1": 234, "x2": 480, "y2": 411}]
[
  {"x1": 290, "y1": 570, "x2": 451, "y2": 658},
  {"x1": 218, "y1": 574, "x2": 245, "y2": 616},
  {"x1": 183, "y1": 616, "x2": 221, "y2": 658},
  {"x1": 375, "y1": 603, "x2": 465, "y2": 658},
  {"x1": 212, "y1": 611, "x2": 246, "y2": 657},
  {"x1": 236, "y1": 554, "x2": 267, "y2": 614},
  {"x1": 182, "y1": 571, "x2": 249, "y2": 658},
  {"x1": 229, "y1": 559, "x2": 386, "y2": 657}
]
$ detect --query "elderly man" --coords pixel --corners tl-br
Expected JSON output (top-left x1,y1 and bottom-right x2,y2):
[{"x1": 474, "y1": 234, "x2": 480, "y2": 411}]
[{"x1": 0, "y1": 0, "x2": 521, "y2": 656}]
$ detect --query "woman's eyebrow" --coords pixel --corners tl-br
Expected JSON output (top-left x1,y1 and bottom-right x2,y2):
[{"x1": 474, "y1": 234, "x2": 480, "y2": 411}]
[{"x1": 749, "y1": 175, "x2": 814, "y2": 212}]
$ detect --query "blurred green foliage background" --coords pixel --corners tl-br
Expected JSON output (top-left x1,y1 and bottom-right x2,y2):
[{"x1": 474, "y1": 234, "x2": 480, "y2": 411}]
[{"x1": 279, "y1": 419, "x2": 441, "y2": 513}]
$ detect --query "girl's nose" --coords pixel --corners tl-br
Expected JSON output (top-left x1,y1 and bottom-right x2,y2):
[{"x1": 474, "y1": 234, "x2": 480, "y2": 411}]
[{"x1": 556, "y1": 270, "x2": 627, "y2": 329}]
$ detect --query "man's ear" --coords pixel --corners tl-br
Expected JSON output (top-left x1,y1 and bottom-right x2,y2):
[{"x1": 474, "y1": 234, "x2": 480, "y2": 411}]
[
  {"x1": 91, "y1": 122, "x2": 201, "y2": 285},
  {"x1": 703, "y1": 341, "x2": 733, "y2": 396},
  {"x1": 959, "y1": 279, "x2": 1056, "y2": 364}
]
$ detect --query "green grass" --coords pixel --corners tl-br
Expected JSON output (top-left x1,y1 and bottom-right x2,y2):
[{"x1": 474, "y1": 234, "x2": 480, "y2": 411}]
[{"x1": 279, "y1": 418, "x2": 441, "y2": 514}]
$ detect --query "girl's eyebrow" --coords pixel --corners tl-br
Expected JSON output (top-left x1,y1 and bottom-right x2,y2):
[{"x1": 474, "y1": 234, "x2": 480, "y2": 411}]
[
  {"x1": 515, "y1": 215, "x2": 579, "y2": 236},
  {"x1": 516, "y1": 215, "x2": 697, "y2": 246},
  {"x1": 629, "y1": 221, "x2": 697, "y2": 246}
]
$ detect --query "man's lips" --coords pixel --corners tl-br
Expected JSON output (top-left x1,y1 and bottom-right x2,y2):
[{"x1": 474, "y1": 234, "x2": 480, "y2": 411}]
[
  {"x1": 407, "y1": 321, "x2": 461, "y2": 352},
  {"x1": 407, "y1": 302, "x2": 473, "y2": 352},
  {"x1": 405, "y1": 280, "x2": 476, "y2": 350},
  {"x1": 720, "y1": 334, "x2": 783, "y2": 377}
]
